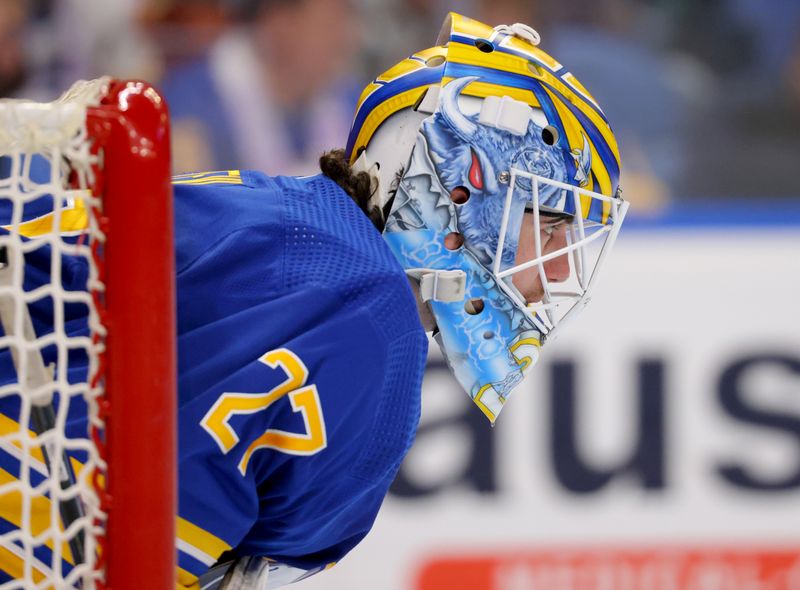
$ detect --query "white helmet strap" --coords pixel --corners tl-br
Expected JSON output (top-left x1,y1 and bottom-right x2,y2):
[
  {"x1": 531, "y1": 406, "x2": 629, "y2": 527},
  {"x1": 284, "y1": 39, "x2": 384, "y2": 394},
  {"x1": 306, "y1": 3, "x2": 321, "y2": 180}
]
[
  {"x1": 478, "y1": 96, "x2": 533, "y2": 136},
  {"x1": 405, "y1": 269, "x2": 466, "y2": 302}
]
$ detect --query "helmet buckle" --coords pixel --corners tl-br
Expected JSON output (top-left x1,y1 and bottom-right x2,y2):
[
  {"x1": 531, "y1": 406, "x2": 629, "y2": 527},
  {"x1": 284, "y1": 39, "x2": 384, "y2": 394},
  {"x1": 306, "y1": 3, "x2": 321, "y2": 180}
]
[{"x1": 406, "y1": 269, "x2": 466, "y2": 302}]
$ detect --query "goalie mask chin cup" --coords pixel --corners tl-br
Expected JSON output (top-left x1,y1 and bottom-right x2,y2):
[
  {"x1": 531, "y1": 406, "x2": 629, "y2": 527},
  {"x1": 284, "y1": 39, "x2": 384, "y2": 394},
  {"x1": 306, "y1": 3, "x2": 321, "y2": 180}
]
[{"x1": 346, "y1": 13, "x2": 629, "y2": 423}]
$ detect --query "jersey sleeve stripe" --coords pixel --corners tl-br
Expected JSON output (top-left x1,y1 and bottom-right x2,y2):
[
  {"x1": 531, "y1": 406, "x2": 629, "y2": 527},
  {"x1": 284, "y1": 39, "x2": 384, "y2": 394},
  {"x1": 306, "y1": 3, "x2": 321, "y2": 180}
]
[
  {"x1": 172, "y1": 170, "x2": 243, "y2": 186},
  {"x1": 172, "y1": 170, "x2": 241, "y2": 181},
  {"x1": 0, "y1": 440, "x2": 48, "y2": 479},
  {"x1": 172, "y1": 178, "x2": 243, "y2": 186},
  {"x1": 177, "y1": 538, "x2": 217, "y2": 567},
  {"x1": 0, "y1": 541, "x2": 52, "y2": 583},
  {"x1": 0, "y1": 468, "x2": 75, "y2": 563},
  {"x1": 0, "y1": 413, "x2": 86, "y2": 481},
  {"x1": 177, "y1": 547, "x2": 216, "y2": 584},
  {"x1": 176, "y1": 517, "x2": 232, "y2": 564},
  {"x1": 0, "y1": 194, "x2": 89, "y2": 238},
  {"x1": 176, "y1": 565, "x2": 200, "y2": 589}
]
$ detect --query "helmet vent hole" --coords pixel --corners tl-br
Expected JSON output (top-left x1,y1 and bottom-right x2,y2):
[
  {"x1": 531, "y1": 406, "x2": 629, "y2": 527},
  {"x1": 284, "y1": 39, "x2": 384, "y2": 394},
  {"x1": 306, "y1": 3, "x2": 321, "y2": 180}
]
[
  {"x1": 426, "y1": 56, "x2": 445, "y2": 67},
  {"x1": 475, "y1": 39, "x2": 495, "y2": 53},
  {"x1": 542, "y1": 125, "x2": 559, "y2": 146},
  {"x1": 527, "y1": 62, "x2": 545, "y2": 77},
  {"x1": 444, "y1": 232, "x2": 464, "y2": 250},
  {"x1": 465, "y1": 298, "x2": 485, "y2": 315},
  {"x1": 450, "y1": 186, "x2": 470, "y2": 205}
]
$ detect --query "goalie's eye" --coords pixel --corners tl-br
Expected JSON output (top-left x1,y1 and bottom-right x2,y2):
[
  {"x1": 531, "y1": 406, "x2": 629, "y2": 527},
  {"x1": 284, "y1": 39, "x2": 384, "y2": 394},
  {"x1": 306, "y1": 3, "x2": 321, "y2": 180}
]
[
  {"x1": 468, "y1": 149, "x2": 484, "y2": 190},
  {"x1": 540, "y1": 218, "x2": 569, "y2": 239}
]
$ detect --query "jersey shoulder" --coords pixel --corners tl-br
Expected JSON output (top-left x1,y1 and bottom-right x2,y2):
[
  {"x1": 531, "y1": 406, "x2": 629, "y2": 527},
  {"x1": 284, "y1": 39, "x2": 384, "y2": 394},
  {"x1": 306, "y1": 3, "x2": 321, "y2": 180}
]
[
  {"x1": 174, "y1": 171, "x2": 423, "y2": 337},
  {"x1": 280, "y1": 174, "x2": 423, "y2": 337},
  {"x1": 172, "y1": 169, "x2": 277, "y2": 272}
]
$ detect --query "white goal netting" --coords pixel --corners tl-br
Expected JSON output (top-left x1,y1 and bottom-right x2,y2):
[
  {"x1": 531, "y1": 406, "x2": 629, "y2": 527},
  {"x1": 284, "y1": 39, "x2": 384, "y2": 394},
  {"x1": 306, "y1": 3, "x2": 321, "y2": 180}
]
[{"x1": 0, "y1": 78, "x2": 111, "y2": 589}]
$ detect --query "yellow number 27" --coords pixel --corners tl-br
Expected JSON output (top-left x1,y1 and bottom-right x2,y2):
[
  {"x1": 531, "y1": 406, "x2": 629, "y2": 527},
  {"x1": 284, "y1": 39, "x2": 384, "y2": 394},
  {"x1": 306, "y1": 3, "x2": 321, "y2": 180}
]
[{"x1": 200, "y1": 348, "x2": 327, "y2": 475}]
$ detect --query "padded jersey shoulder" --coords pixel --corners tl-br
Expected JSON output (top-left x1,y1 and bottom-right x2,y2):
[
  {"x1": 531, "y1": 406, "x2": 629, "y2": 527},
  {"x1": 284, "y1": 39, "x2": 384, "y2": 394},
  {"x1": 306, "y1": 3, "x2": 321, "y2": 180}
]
[
  {"x1": 276, "y1": 174, "x2": 424, "y2": 339},
  {"x1": 172, "y1": 171, "x2": 424, "y2": 339},
  {"x1": 172, "y1": 170, "x2": 279, "y2": 273}
]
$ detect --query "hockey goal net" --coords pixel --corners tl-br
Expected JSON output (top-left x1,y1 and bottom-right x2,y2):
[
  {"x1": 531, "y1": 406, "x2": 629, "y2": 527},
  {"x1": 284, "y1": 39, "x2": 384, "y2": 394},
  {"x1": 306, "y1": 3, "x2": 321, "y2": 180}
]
[{"x1": 0, "y1": 78, "x2": 175, "y2": 589}]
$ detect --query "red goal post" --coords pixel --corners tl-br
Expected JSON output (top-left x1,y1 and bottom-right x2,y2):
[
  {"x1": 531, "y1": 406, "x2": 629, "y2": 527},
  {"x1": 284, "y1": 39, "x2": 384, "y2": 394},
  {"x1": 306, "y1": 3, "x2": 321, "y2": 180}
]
[{"x1": 0, "y1": 78, "x2": 176, "y2": 588}]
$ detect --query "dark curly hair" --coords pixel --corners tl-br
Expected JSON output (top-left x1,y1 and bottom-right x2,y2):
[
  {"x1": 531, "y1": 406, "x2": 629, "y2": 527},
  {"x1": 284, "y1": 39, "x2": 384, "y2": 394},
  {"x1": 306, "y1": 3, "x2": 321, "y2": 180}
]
[{"x1": 319, "y1": 149, "x2": 392, "y2": 232}]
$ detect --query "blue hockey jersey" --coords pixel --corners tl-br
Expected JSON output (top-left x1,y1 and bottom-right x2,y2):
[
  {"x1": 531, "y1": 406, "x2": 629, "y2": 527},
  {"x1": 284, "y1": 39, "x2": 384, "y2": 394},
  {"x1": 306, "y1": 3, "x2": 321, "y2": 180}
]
[{"x1": 0, "y1": 169, "x2": 428, "y2": 587}]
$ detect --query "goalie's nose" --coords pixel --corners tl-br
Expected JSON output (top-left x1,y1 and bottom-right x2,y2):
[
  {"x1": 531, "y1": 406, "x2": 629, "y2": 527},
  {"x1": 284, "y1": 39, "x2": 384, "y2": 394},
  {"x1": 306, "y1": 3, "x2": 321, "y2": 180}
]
[
  {"x1": 544, "y1": 254, "x2": 570, "y2": 283},
  {"x1": 543, "y1": 226, "x2": 571, "y2": 283}
]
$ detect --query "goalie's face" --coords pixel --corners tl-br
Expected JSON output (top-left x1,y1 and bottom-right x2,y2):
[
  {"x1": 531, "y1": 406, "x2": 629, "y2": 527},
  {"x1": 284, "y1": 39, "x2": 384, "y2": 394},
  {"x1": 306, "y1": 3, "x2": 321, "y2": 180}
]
[
  {"x1": 512, "y1": 212, "x2": 571, "y2": 304},
  {"x1": 492, "y1": 168, "x2": 628, "y2": 341}
]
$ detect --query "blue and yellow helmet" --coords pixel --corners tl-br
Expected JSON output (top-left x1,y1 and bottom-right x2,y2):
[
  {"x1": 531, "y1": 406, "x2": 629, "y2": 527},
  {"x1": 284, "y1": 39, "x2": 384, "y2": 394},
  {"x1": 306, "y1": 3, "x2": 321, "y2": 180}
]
[
  {"x1": 347, "y1": 13, "x2": 622, "y2": 201},
  {"x1": 347, "y1": 13, "x2": 629, "y2": 422}
]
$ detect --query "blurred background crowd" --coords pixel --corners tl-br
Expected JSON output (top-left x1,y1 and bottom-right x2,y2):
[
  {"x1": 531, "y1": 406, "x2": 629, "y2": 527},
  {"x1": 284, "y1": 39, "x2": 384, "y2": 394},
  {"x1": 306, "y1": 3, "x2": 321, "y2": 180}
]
[{"x1": 2, "y1": 0, "x2": 799, "y2": 208}]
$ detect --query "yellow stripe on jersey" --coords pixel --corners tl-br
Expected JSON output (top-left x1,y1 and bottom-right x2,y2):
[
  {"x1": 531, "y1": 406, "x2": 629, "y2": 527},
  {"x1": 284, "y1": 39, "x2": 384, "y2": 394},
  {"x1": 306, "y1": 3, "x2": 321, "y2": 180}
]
[
  {"x1": 0, "y1": 467, "x2": 75, "y2": 564},
  {"x1": 0, "y1": 543, "x2": 51, "y2": 585},
  {"x1": 0, "y1": 413, "x2": 85, "y2": 478},
  {"x1": 176, "y1": 516, "x2": 232, "y2": 563},
  {"x1": 0, "y1": 413, "x2": 46, "y2": 470},
  {"x1": 1, "y1": 193, "x2": 90, "y2": 238},
  {"x1": 173, "y1": 178, "x2": 243, "y2": 186},
  {"x1": 172, "y1": 170, "x2": 242, "y2": 186},
  {"x1": 177, "y1": 565, "x2": 200, "y2": 590}
]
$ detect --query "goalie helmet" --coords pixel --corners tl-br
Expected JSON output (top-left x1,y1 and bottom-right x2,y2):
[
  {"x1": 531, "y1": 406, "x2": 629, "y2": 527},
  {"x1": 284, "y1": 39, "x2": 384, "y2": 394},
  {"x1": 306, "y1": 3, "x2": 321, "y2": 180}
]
[{"x1": 346, "y1": 13, "x2": 629, "y2": 423}]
